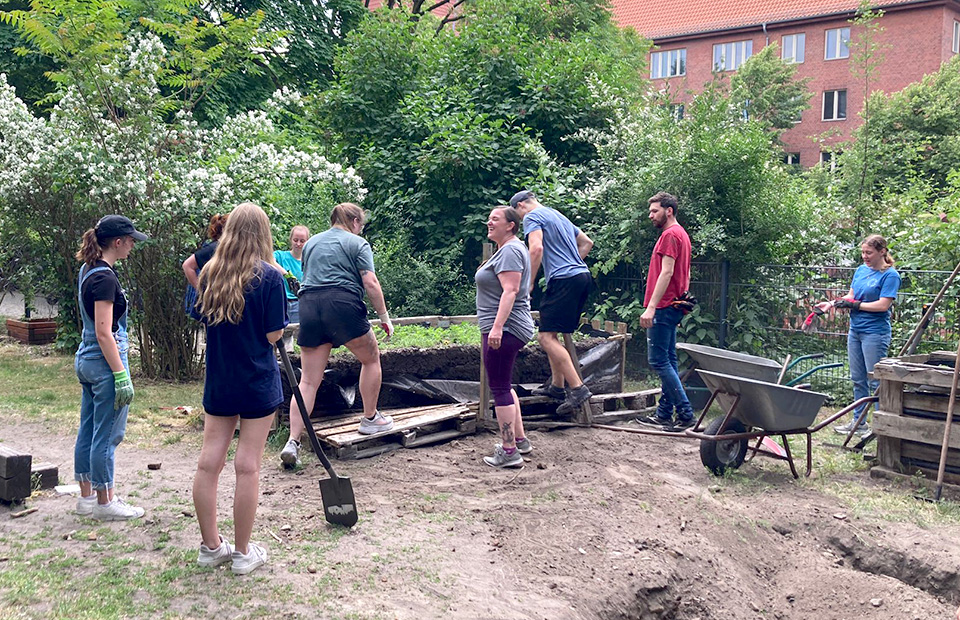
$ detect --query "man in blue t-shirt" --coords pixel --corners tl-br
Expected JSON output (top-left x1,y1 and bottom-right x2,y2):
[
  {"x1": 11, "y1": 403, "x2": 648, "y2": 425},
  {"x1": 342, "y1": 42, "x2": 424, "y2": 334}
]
[{"x1": 510, "y1": 190, "x2": 595, "y2": 416}]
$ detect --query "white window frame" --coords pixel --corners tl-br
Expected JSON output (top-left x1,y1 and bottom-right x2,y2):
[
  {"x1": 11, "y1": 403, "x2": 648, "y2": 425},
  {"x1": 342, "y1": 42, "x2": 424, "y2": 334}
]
[
  {"x1": 784, "y1": 153, "x2": 801, "y2": 166},
  {"x1": 822, "y1": 89, "x2": 847, "y2": 121},
  {"x1": 953, "y1": 20, "x2": 959, "y2": 54},
  {"x1": 820, "y1": 151, "x2": 838, "y2": 171},
  {"x1": 713, "y1": 40, "x2": 753, "y2": 72},
  {"x1": 650, "y1": 49, "x2": 687, "y2": 79},
  {"x1": 782, "y1": 33, "x2": 806, "y2": 63},
  {"x1": 825, "y1": 27, "x2": 850, "y2": 60}
]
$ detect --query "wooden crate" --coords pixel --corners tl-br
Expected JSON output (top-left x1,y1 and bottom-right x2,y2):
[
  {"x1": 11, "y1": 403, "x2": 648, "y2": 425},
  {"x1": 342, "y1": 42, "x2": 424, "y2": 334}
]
[
  {"x1": 872, "y1": 352, "x2": 960, "y2": 481},
  {"x1": 0, "y1": 445, "x2": 33, "y2": 502},
  {"x1": 5, "y1": 318, "x2": 57, "y2": 345}
]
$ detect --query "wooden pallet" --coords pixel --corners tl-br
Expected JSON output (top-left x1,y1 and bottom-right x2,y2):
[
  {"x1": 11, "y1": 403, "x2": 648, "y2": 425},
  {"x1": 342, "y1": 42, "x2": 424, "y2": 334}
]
[
  {"x1": 470, "y1": 387, "x2": 661, "y2": 429},
  {"x1": 308, "y1": 403, "x2": 474, "y2": 460}
]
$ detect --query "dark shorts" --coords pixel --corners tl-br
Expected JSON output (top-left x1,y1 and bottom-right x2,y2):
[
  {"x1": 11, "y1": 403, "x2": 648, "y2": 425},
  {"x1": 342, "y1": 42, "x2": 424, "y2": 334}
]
[
  {"x1": 297, "y1": 287, "x2": 371, "y2": 348},
  {"x1": 206, "y1": 407, "x2": 277, "y2": 420},
  {"x1": 538, "y1": 272, "x2": 592, "y2": 333}
]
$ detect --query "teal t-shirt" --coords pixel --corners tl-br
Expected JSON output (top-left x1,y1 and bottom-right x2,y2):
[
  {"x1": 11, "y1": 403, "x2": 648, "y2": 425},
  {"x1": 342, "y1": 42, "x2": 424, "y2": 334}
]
[
  {"x1": 273, "y1": 250, "x2": 303, "y2": 300},
  {"x1": 300, "y1": 227, "x2": 375, "y2": 299}
]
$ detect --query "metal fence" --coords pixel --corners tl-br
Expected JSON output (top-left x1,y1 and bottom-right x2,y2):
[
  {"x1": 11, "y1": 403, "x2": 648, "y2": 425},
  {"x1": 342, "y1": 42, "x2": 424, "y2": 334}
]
[{"x1": 598, "y1": 261, "x2": 960, "y2": 398}]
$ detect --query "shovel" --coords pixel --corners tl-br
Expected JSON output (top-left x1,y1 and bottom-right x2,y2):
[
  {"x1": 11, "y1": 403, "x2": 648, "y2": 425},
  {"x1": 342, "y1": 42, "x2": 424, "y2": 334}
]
[{"x1": 276, "y1": 342, "x2": 358, "y2": 527}]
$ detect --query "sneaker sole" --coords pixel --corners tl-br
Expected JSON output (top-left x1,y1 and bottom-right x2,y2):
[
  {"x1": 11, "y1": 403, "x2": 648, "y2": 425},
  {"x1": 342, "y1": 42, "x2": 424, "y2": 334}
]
[
  {"x1": 280, "y1": 451, "x2": 299, "y2": 467},
  {"x1": 198, "y1": 555, "x2": 233, "y2": 568},
  {"x1": 358, "y1": 422, "x2": 394, "y2": 436},
  {"x1": 92, "y1": 512, "x2": 144, "y2": 522},
  {"x1": 483, "y1": 457, "x2": 524, "y2": 468},
  {"x1": 517, "y1": 447, "x2": 533, "y2": 455}
]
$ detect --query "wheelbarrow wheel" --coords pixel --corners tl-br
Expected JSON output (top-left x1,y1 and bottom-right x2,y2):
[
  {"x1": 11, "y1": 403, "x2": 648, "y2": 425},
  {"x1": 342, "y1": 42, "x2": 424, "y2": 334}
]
[{"x1": 700, "y1": 417, "x2": 748, "y2": 476}]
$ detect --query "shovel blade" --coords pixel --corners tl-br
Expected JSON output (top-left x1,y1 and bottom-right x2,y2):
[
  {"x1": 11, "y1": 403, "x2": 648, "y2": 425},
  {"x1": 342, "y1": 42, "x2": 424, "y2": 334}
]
[{"x1": 319, "y1": 476, "x2": 358, "y2": 527}]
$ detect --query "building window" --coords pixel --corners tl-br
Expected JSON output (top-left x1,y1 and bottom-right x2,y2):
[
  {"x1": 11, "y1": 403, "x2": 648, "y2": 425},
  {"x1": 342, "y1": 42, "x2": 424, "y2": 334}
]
[
  {"x1": 782, "y1": 33, "x2": 806, "y2": 63},
  {"x1": 825, "y1": 27, "x2": 850, "y2": 60},
  {"x1": 783, "y1": 153, "x2": 801, "y2": 166},
  {"x1": 953, "y1": 20, "x2": 959, "y2": 54},
  {"x1": 651, "y1": 49, "x2": 687, "y2": 79},
  {"x1": 823, "y1": 89, "x2": 847, "y2": 121},
  {"x1": 713, "y1": 40, "x2": 753, "y2": 71},
  {"x1": 670, "y1": 104, "x2": 685, "y2": 121},
  {"x1": 820, "y1": 151, "x2": 838, "y2": 171}
]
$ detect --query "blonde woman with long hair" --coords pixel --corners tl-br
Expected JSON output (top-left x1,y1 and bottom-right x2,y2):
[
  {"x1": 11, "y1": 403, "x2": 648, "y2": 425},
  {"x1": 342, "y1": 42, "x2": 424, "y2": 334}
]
[{"x1": 190, "y1": 202, "x2": 288, "y2": 576}]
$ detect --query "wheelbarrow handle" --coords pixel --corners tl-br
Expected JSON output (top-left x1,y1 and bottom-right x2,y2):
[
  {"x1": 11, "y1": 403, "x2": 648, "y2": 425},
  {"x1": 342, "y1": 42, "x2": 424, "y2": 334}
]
[
  {"x1": 785, "y1": 362, "x2": 844, "y2": 386},
  {"x1": 785, "y1": 353, "x2": 825, "y2": 372}
]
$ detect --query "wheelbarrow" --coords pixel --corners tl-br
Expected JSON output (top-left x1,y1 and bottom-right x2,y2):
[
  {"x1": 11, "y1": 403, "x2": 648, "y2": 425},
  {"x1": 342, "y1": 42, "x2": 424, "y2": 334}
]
[
  {"x1": 676, "y1": 343, "x2": 843, "y2": 410},
  {"x1": 685, "y1": 369, "x2": 878, "y2": 478}
]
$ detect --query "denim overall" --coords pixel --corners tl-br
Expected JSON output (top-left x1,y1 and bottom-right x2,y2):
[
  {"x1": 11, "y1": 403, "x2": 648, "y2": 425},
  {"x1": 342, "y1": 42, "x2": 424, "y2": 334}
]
[{"x1": 74, "y1": 264, "x2": 130, "y2": 491}]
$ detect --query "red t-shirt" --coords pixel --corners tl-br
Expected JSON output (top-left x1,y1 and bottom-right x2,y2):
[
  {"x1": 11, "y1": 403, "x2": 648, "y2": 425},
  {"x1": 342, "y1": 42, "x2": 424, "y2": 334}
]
[{"x1": 644, "y1": 224, "x2": 691, "y2": 309}]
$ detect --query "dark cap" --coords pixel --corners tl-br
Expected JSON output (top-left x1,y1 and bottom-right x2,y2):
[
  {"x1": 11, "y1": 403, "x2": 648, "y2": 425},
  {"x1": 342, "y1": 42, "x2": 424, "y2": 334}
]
[
  {"x1": 96, "y1": 215, "x2": 148, "y2": 242},
  {"x1": 509, "y1": 190, "x2": 535, "y2": 209}
]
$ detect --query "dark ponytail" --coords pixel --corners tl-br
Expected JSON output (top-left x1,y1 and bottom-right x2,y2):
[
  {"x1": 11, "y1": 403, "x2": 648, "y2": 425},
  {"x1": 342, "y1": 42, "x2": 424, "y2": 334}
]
[{"x1": 75, "y1": 229, "x2": 106, "y2": 266}]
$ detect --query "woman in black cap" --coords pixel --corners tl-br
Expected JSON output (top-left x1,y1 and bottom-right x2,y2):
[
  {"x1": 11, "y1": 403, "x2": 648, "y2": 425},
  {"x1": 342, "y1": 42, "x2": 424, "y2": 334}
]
[{"x1": 73, "y1": 215, "x2": 148, "y2": 521}]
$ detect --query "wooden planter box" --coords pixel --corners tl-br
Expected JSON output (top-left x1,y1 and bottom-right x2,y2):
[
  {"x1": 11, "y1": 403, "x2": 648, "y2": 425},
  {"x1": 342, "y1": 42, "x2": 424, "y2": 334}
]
[
  {"x1": 5, "y1": 318, "x2": 57, "y2": 345},
  {"x1": 872, "y1": 352, "x2": 960, "y2": 484}
]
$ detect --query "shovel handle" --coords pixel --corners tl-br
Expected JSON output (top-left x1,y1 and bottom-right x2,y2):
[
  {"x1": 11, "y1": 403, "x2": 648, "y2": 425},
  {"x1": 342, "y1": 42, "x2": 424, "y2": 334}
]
[{"x1": 276, "y1": 342, "x2": 341, "y2": 481}]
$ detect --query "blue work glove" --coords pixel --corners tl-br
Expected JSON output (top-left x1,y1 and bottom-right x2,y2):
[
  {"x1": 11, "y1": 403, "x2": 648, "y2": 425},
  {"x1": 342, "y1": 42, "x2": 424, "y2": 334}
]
[
  {"x1": 113, "y1": 370, "x2": 135, "y2": 410},
  {"x1": 834, "y1": 298, "x2": 862, "y2": 311}
]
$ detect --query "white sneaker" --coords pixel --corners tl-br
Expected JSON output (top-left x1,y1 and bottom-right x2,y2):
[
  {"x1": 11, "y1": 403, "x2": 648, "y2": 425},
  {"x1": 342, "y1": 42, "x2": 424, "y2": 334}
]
[
  {"x1": 358, "y1": 410, "x2": 394, "y2": 435},
  {"x1": 197, "y1": 535, "x2": 233, "y2": 568},
  {"x1": 231, "y1": 542, "x2": 267, "y2": 575},
  {"x1": 280, "y1": 438, "x2": 300, "y2": 468},
  {"x1": 76, "y1": 495, "x2": 97, "y2": 516},
  {"x1": 92, "y1": 499, "x2": 145, "y2": 521}
]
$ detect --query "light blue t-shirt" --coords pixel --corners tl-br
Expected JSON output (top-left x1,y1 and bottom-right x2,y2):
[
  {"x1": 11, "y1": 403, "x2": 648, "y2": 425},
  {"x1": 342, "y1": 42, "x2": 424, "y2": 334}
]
[
  {"x1": 300, "y1": 227, "x2": 375, "y2": 299},
  {"x1": 522, "y1": 206, "x2": 588, "y2": 284},
  {"x1": 475, "y1": 239, "x2": 535, "y2": 342},
  {"x1": 273, "y1": 250, "x2": 303, "y2": 300},
  {"x1": 849, "y1": 264, "x2": 901, "y2": 334}
]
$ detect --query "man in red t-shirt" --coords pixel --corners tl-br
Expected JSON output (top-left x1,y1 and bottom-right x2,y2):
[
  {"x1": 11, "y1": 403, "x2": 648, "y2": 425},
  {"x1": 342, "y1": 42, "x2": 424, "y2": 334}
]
[{"x1": 637, "y1": 192, "x2": 695, "y2": 431}]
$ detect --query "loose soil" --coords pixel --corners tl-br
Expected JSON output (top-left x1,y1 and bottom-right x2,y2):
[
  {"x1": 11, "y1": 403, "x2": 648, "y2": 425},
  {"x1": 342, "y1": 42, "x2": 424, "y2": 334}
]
[{"x1": 3, "y1": 414, "x2": 960, "y2": 619}]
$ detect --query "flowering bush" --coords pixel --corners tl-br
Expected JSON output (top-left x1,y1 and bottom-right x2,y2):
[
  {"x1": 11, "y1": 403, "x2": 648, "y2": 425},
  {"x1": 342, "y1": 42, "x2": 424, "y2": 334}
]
[{"x1": 0, "y1": 21, "x2": 364, "y2": 377}]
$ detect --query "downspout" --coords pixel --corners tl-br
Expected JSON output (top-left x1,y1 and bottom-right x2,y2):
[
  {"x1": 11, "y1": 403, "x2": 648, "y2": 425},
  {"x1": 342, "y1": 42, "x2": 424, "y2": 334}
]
[{"x1": 762, "y1": 22, "x2": 769, "y2": 46}]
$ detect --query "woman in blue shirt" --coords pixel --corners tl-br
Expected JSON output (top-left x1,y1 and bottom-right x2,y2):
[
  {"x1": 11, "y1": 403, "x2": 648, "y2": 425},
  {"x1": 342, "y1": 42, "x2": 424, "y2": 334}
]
[
  {"x1": 818, "y1": 234, "x2": 901, "y2": 436},
  {"x1": 191, "y1": 202, "x2": 288, "y2": 576}
]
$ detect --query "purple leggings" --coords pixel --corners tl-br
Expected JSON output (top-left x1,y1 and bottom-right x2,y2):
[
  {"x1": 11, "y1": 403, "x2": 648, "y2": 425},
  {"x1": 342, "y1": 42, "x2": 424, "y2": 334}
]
[{"x1": 481, "y1": 331, "x2": 526, "y2": 407}]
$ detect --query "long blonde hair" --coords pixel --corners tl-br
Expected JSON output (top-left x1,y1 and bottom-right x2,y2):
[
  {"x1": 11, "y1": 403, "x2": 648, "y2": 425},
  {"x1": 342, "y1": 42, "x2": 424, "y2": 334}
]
[{"x1": 198, "y1": 202, "x2": 277, "y2": 325}]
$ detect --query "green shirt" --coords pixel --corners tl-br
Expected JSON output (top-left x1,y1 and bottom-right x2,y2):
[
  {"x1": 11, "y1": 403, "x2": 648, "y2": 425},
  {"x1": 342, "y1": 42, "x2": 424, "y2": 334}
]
[
  {"x1": 300, "y1": 227, "x2": 375, "y2": 299},
  {"x1": 273, "y1": 250, "x2": 303, "y2": 300}
]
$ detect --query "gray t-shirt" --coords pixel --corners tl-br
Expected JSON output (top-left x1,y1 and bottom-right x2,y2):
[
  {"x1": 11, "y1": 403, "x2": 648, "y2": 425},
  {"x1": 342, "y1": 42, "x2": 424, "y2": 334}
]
[
  {"x1": 475, "y1": 239, "x2": 535, "y2": 341},
  {"x1": 300, "y1": 227, "x2": 375, "y2": 299}
]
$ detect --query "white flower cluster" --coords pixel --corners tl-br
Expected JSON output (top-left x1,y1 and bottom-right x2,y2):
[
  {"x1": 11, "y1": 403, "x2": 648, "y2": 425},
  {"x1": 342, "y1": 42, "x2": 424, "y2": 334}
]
[{"x1": 0, "y1": 32, "x2": 365, "y2": 228}]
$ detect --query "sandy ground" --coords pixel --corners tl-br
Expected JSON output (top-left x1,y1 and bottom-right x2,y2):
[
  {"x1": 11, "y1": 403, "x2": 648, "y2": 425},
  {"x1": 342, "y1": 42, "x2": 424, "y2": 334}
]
[{"x1": 2, "y1": 414, "x2": 960, "y2": 619}]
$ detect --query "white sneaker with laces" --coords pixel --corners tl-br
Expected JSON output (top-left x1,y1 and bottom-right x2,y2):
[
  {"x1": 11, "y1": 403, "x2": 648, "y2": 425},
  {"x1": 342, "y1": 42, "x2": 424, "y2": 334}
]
[
  {"x1": 198, "y1": 535, "x2": 233, "y2": 567},
  {"x1": 358, "y1": 410, "x2": 394, "y2": 435},
  {"x1": 280, "y1": 438, "x2": 300, "y2": 467},
  {"x1": 92, "y1": 498, "x2": 145, "y2": 521},
  {"x1": 231, "y1": 542, "x2": 268, "y2": 575},
  {"x1": 76, "y1": 495, "x2": 97, "y2": 516}
]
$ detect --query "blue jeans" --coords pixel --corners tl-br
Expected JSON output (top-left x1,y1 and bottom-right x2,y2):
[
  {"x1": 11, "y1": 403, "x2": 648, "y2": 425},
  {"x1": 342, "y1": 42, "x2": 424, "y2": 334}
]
[
  {"x1": 847, "y1": 329, "x2": 891, "y2": 425},
  {"x1": 647, "y1": 306, "x2": 693, "y2": 422},
  {"x1": 286, "y1": 298, "x2": 300, "y2": 324},
  {"x1": 74, "y1": 354, "x2": 130, "y2": 490}
]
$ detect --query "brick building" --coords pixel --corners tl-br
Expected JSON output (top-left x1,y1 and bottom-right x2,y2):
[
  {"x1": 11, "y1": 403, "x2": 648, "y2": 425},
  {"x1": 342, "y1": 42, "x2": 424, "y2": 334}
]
[{"x1": 610, "y1": 0, "x2": 960, "y2": 167}]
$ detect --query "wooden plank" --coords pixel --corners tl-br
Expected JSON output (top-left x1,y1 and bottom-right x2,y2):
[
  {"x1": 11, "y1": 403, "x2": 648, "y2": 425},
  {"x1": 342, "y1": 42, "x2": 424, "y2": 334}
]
[
  {"x1": 30, "y1": 462, "x2": 58, "y2": 491},
  {"x1": 591, "y1": 319, "x2": 601, "y2": 330},
  {"x1": 0, "y1": 446, "x2": 31, "y2": 480},
  {"x1": 604, "y1": 320, "x2": 615, "y2": 333},
  {"x1": 320, "y1": 405, "x2": 470, "y2": 446},
  {"x1": 903, "y1": 390, "x2": 953, "y2": 415},
  {"x1": 874, "y1": 362, "x2": 957, "y2": 389},
  {"x1": 900, "y1": 440, "x2": 960, "y2": 467},
  {"x1": 311, "y1": 404, "x2": 455, "y2": 431},
  {"x1": 877, "y1": 437, "x2": 902, "y2": 470},
  {"x1": 873, "y1": 411, "x2": 960, "y2": 451},
  {"x1": 0, "y1": 474, "x2": 31, "y2": 501},
  {"x1": 592, "y1": 406, "x2": 658, "y2": 425}
]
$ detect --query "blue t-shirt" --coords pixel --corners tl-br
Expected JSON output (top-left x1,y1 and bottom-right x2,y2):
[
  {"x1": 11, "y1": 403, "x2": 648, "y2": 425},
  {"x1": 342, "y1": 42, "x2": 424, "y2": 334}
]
[
  {"x1": 849, "y1": 264, "x2": 901, "y2": 335},
  {"x1": 274, "y1": 250, "x2": 303, "y2": 300},
  {"x1": 522, "y1": 206, "x2": 588, "y2": 284},
  {"x1": 192, "y1": 263, "x2": 288, "y2": 414}
]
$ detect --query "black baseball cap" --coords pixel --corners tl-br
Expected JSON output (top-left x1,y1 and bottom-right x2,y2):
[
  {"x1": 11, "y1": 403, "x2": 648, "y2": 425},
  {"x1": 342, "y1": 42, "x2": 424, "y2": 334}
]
[
  {"x1": 509, "y1": 190, "x2": 535, "y2": 209},
  {"x1": 95, "y1": 215, "x2": 148, "y2": 242}
]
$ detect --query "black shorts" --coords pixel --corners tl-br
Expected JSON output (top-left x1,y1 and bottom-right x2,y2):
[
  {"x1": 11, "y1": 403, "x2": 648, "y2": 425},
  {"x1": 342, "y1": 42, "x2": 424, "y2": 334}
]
[
  {"x1": 206, "y1": 407, "x2": 277, "y2": 420},
  {"x1": 297, "y1": 287, "x2": 371, "y2": 348},
  {"x1": 538, "y1": 272, "x2": 592, "y2": 333}
]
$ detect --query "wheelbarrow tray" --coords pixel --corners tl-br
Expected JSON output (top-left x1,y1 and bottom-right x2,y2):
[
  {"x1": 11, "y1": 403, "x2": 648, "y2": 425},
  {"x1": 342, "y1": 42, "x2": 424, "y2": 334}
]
[
  {"x1": 697, "y1": 370, "x2": 828, "y2": 432},
  {"x1": 677, "y1": 343, "x2": 783, "y2": 383}
]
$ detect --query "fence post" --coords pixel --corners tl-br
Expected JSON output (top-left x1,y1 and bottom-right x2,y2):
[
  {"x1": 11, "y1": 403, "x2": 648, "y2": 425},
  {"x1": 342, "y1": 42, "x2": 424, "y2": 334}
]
[{"x1": 718, "y1": 260, "x2": 730, "y2": 348}]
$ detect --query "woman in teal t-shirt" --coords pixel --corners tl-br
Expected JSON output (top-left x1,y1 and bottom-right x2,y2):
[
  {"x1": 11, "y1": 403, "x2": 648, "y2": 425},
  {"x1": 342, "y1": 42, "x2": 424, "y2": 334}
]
[
  {"x1": 273, "y1": 225, "x2": 309, "y2": 324},
  {"x1": 817, "y1": 234, "x2": 901, "y2": 436}
]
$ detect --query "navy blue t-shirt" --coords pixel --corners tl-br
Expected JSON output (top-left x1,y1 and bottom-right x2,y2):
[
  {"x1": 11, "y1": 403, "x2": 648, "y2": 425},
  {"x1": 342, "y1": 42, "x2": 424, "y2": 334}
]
[{"x1": 192, "y1": 262, "x2": 288, "y2": 414}]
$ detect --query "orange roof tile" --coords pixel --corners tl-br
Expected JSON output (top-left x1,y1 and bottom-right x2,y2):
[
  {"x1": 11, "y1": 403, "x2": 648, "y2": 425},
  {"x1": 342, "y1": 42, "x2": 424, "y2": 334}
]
[{"x1": 610, "y1": 0, "x2": 921, "y2": 40}]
